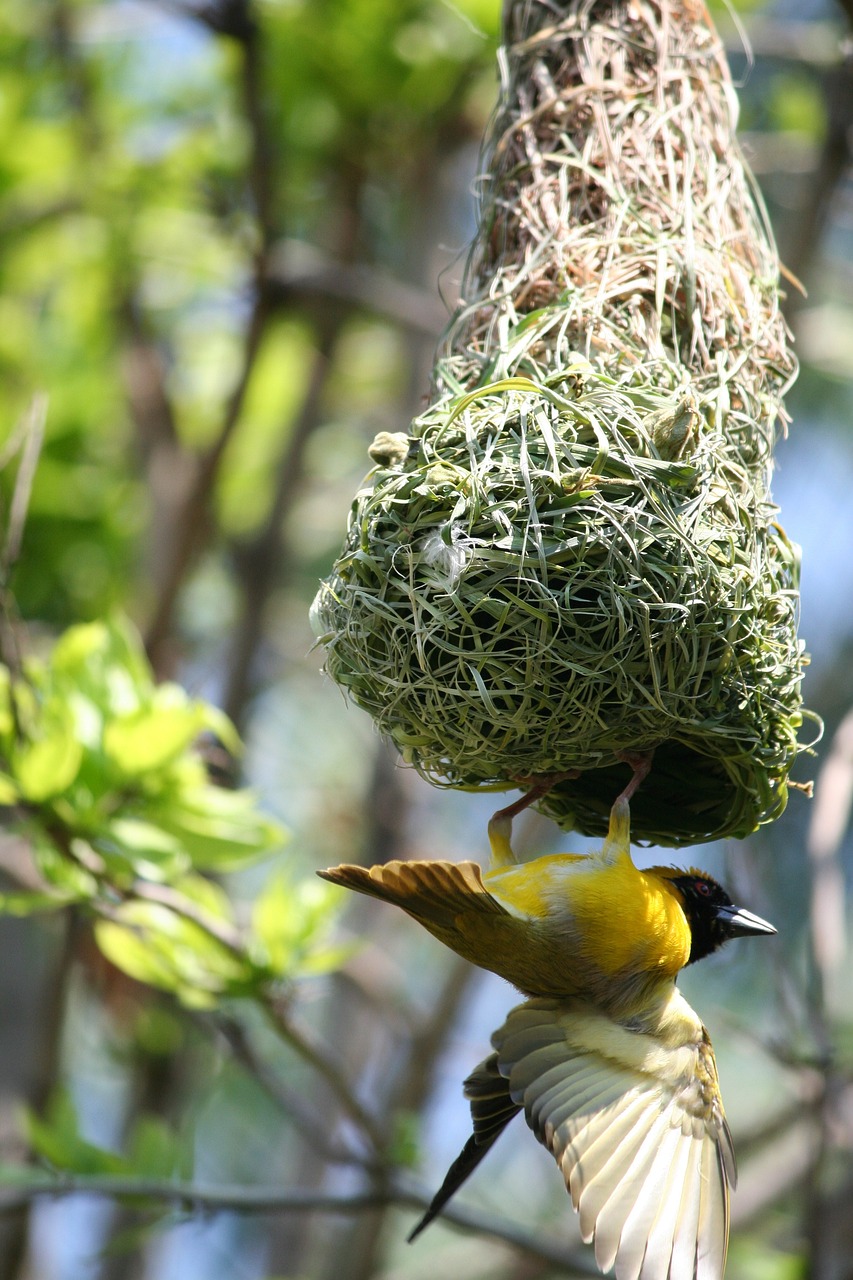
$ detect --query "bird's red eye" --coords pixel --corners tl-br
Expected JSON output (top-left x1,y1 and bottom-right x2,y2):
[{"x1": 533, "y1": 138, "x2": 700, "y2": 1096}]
[{"x1": 695, "y1": 880, "x2": 711, "y2": 895}]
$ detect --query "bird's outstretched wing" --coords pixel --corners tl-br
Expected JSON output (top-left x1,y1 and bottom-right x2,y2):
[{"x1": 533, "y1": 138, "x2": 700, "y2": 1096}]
[
  {"x1": 496, "y1": 998, "x2": 735, "y2": 1280},
  {"x1": 408, "y1": 1052, "x2": 521, "y2": 1241},
  {"x1": 317, "y1": 859, "x2": 510, "y2": 958}
]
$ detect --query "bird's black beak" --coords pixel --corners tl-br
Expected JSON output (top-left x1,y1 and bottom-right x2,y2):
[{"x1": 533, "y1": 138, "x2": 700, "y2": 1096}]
[{"x1": 715, "y1": 904, "x2": 777, "y2": 938}]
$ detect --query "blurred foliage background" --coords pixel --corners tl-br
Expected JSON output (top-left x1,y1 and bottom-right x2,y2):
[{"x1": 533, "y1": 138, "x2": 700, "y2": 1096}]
[{"x1": 0, "y1": 1, "x2": 852, "y2": 1277}]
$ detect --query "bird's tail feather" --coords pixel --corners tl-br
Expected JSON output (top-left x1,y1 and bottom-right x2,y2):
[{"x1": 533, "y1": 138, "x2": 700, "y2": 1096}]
[{"x1": 408, "y1": 1053, "x2": 520, "y2": 1241}]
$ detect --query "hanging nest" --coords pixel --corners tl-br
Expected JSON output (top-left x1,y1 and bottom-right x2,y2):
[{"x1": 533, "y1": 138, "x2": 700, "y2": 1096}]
[{"x1": 312, "y1": 0, "x2": 817, "y2": 846}]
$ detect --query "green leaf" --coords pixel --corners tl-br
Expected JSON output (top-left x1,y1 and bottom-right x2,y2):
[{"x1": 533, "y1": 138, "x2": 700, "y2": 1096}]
[
  {"x1": 127, "y1": 1116, "x2": 182, "y2": 1180},
  {"x1": 98, "y1": 818, "x2": 189, "y2": 882},
  {"x1": 24, "y1": 1090, "x2": 126, "y2": 1176},
  {"x1": 94, "y1": 899, "x2": 257, "y2": 1008},
  {"x1": 50, "y1": 620, "x2": 114, "y2": 680},
  {"x1": 169, "y1": 872, "x2": 233, "y2": 920},
  {"x1": 388, "y1": 1111, "x2": 421, "y2": 1169},
  {"x1": 150, "y1": 785, "x2": 284, "y2": 871},
  {"x1": 12, "y1": 700, "x2": 82, "y2": 801},
  {"x1": 50, "y1": 618, "x2": 151, "y2": 709},
  {"x1": 251, "y1": 873, "x2": 355, "y2": 979},
  {"x1": 103, "y1": 696, "x2": 209, "y2": 776},
  {"x1": 32, "y1": 835, "x2": 98, "y2": 900},
  {"x1": 0, "y1": 889, "x2": 73, "y2": 917},
  {"x1": 0, "y1": 772, "x2": 19, "y2": 804}
]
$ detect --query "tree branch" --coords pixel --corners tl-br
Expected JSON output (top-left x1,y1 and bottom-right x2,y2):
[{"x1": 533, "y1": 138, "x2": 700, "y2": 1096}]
[
  {"x1": 265, "y1": 239, "x2": 448, "y2": 337},
  {"x1": 208, "y1": 1014, "x2": 369, "y2": 1168},
  {"x1": 142, "y1": 295, "x2": 269, "y2": 675},
  {"x1": 143, "y1": 0, "x2": 279, "y2": 675},
  {"x1": 0, "y1": 1172, "x2": 600, "y2": 1274},
  {"x1": 222, "y1": 331, "x2": 338, "y2": 725},
  {"x1": 258, "y1": 995, "x2": 387, "y2": 1157}
]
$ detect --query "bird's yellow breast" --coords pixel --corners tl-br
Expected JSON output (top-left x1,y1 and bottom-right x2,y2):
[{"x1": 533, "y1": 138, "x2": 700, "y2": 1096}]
[{"x1": 484, "y1": 852, "x2": 692, "y2": 991}]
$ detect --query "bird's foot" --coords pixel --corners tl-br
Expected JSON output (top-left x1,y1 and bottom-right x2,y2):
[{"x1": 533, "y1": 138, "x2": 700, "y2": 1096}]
[
  {"x1": 613, "y1": 750, "x2": 654, "y2": 805},
  {"x1": 488, "y1": 770, "x2": 580, "y2": 867}
]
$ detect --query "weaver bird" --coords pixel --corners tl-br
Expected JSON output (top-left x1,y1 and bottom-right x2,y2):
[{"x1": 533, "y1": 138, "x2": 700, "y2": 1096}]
[{"x1": 318, "y1": 789, "x2": 775, "y2": 1280}]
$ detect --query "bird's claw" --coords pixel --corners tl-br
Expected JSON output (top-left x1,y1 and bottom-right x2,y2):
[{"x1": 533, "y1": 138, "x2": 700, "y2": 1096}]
[
  {"x1": 488, "y1": 771, "x2": 580, "y2": 867},
  {"x1": 613, "y1": 750, "x2": 654, "y2": 805}
]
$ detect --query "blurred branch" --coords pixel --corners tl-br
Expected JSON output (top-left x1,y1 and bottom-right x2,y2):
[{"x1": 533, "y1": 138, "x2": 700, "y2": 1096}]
[
  {"x1": 49, "y1": 0, "x2": 101, "y2": 152},
  {"x1": 0, "y1": 197, "x2": 83, "y2": 238},
  {"x1": 0, "y1": 1173, "x2": 600, "y2": 1275},
  {"x1": 210, "y1": 1015, "x2": 370, "y2": 1168},
  {"x1": 266, "y1": 240, "x2": 449, "y2": 337},
  {"x1": 143, "y1": 0, "x2": 278, "y2": 675},
  {"x1": 259, "y1": 995, "x2": 387, "y2": 1156},
  {"x1": 836, "y1": 0, "x2": 853, "y2": 32},
  {"x1": 801, "y1": 707, "x2": 853, "y2": 1280},
  {"x1": 119, "y1": 301, "x2": 180, "y2": 456},
  {"x1": 0, "y1": 395, "x2": 47, "y2": 683},
  {"x1": 223, "y1": 330, "x2": 338, "y2": 726},
  {"x1": 237, "y1": 2, "x2": 276, "y2": 255},
  {"x1": 142, "y1": 296, "x2": 270, "y2": 675},
  {"x1": 807, "y1": 708, "x2": 853, "y2": 985},
  {"x1": 153, "y1": 0, "x2": 255, "y2": 41},
  {"x1": 779, "y1": 23, "x2": 853, "y2": 300},
  {"x1": 0, "y1": 910, "x2": 83, "y2": 1280},
  {"x1": 326, "y1": 956, "x2": 479, "y2": 1280},
  {"x1": 732, "y1": 1116, "x2": 822, "y2": 1228}
]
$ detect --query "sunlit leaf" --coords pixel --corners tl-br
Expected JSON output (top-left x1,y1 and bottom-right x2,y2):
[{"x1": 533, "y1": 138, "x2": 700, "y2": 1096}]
[
  {"x1": 32, "y1": 835, "x2": 98, "y2": 900},
  {"x1": 98, "y1": 818, "x2": 189, "y2": 882},
  {"x1": 24, "y1": 1090, "x2": 126, "y2": 1176},
  {"x1": 94, "y1": 899, "x2": 258, "y2": 1008},
  {"x1": 251, "y1": 872, "x2": 354, "y2": 978},
  {"x1": 50, "y1": 617, "x2": 150, "y2": 716},
  {"x1": 12, "y1": 702, "x2": 83, "y2": 801},
  {"x1": 0, "y1": 890, "x2": 73, "y2": 917},
  {"x1": 150, "y1": 784, "x2": 284, "y2": 871},
  {"x1": 103, "y1": 697, "x2": 209, "y2": 776},
  {"x1": 169, "y1": 872, "x2": 233, "y2": 920}
]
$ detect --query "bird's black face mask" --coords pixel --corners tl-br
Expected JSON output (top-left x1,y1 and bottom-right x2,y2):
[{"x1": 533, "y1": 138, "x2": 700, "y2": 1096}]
[{"x1": 669, "y1": 874, "x2": 776, "y2": 965}]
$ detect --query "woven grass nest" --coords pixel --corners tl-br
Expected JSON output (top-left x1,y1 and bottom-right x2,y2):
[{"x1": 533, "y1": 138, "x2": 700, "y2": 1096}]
[{"x1": 313, "y1": 0, "x2": 817, "y2": 847}]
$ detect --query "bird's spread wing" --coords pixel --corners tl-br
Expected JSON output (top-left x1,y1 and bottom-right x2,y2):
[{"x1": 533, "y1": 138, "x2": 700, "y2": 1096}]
[
  {"x1": 408, "y1": 1052, "x2": 521, "y2": 1241},
  {"x1": 317, "y1": 859, "x2": 510, "y2": 959},
  {"x1": 495, "y1": 998, "x2": 735, "y2": 1280}
]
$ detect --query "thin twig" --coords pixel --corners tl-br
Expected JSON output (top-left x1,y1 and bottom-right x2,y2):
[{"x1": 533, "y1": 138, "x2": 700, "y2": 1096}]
[
  {"x1": 143, "y1": 297, "x2": 269, "y2": 674},
  {"x1": 259, "y1": 994, "x2": 387, "y2": 1156},
  {"x1": 223, "y1": 332, "x2": 338, "y2": 725},
  {"x1": 33, "y1": 812, "x2": 388, "y2": 1163},
  {"x1": 0, "y1": 394, "x2": 48, "y2": 681},
  {"x1": 125, "y1": 881, "x2": 248, "y2": 956},
  {"x1": 143, "y1": 1, "x2": 278, "y2": 674},
  {"x1": 3, "y1": 395, "x2": 47, "y2": 575},
  {"x1": 108, "y1": 888, "x2": 386, "y2": 1155},
  {"x1": 209, "y1": 1014, "x2": 369, "y2": 1168}
]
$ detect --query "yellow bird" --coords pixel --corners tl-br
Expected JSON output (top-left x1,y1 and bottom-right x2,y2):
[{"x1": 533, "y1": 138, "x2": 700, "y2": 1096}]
[{"x1": 318, "y1": 786, "x2": 775, "y2": 1280}]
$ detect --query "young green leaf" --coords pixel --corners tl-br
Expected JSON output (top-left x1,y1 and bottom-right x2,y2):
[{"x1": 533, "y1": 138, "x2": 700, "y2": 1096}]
[
  {"x1": 11, "y1": 701, "x2": 83, "y2": 801},
  {"x1": 24, "y1": 1090, "x2": 126, "y2": 1176},
  {"x1": 94, "y1": 900, "x2": 259, "y2": 1008}
]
